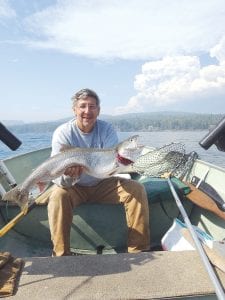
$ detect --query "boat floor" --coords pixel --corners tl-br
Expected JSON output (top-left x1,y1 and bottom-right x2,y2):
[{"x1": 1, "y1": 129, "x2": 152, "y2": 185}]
[{"x1": 7, "y1": 251, "x2": 225, "y2": 300}]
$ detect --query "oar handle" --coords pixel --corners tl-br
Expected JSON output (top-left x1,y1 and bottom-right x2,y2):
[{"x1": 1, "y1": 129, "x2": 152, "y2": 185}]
[{"x1": 185, "y1": 182, "x2": 225, "y2": 221}]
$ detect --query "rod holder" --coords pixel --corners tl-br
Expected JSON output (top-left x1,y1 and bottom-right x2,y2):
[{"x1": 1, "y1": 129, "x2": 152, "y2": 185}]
[
  {"x1": 0, "y1": 122, "x2": 22, "y2": 150},
  {"x1": 199, "y1": 117, "x2": 225, "y2": 151}
]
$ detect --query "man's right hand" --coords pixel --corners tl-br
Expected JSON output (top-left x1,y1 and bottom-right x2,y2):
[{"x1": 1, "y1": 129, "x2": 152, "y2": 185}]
[{"x1": 64, "y1": 166, "x2": 83, "y2": 178}]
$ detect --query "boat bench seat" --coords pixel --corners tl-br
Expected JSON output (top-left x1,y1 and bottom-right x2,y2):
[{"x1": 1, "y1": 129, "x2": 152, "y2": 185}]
[{"x1": 139, "y1": 176, "x2": 191, "y2": 203}]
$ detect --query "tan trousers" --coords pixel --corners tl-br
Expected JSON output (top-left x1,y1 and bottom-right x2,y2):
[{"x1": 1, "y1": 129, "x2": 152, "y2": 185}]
[{"x1": 47, "y1": 177, "x2": 150, "y2": 256}]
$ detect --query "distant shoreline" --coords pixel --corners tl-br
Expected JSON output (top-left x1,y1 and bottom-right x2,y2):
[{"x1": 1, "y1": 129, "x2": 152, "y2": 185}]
[{"x1": 5, "y1": 112, "x2": 224, "y2": 133}]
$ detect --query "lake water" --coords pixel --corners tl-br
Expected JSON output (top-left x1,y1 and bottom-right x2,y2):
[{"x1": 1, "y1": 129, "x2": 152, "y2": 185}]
[{"x1": 0, "y1": 130, "x2": 225, "y2": 168}]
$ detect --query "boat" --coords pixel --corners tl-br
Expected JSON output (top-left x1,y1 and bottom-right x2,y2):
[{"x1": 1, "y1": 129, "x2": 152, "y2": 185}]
[{"x1": 0, "y1": 119, "x2": 225, "y2": 299}]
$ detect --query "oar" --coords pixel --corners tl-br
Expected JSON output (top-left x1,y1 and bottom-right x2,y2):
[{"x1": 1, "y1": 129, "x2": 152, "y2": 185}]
[
  {"x1": 0, "y1": 186, "x2": 53, "y2": 238},
  {"x1": 0, "y1": 202, "x2": 37, "y2": 237},
  {"x1": 167, "y1": 176, "x2": 225, "y2": 300}
]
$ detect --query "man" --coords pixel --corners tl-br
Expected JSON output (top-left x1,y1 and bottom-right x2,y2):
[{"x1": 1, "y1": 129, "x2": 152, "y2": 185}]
[{"x1": 48, "y1": 88, "x2": 150, "y2": 256}]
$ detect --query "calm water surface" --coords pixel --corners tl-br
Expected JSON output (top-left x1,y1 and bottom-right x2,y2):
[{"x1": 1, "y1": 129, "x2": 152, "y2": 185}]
[{"x1": 0, "y1": 130, "x2": 224, "y2": 168}]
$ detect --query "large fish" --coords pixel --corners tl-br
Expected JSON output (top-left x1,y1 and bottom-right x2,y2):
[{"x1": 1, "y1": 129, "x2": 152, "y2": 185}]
[{"x1": 3, "y1": 135, "x2": 143, "y2": 210}]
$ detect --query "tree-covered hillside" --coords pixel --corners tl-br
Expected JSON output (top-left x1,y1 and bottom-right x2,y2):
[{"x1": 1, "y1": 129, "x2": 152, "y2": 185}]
[{"x1": 7, "y1": 112, "x2": 225, "y2": 133}]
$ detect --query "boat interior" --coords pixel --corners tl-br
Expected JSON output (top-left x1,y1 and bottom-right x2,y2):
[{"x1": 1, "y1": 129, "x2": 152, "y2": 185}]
[{"x1": 0, "y1": 147, "x2": 225, "y2": 258}]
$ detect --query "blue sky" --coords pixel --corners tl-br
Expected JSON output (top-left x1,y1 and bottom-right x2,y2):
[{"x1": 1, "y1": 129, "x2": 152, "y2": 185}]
[{"x1": 1, "y1": 0, "x2": 225, "y2": 123}]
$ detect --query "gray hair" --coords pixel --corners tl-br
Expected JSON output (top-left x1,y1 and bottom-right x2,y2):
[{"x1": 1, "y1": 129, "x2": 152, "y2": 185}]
[{"x1": 71, "y1": 88, "x2": 100, "y2": 108}]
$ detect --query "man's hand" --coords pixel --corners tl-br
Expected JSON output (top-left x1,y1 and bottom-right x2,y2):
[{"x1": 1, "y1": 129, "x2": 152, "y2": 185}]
[{"x1": 64, "y1": 166, "x2": 83, "y2": 178}]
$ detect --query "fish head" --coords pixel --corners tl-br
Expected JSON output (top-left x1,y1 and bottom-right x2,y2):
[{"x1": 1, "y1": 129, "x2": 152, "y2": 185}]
[{"x1": 117, "y1": 135, "x2": 144, "y2": 165}]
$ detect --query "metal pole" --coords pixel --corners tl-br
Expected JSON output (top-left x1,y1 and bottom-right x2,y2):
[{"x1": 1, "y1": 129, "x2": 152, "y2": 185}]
[{"x1": 167, "y1": 176, "x2": 225, "y2": 300}]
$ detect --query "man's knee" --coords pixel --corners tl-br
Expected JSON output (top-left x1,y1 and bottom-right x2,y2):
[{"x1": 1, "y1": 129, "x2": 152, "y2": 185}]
[
  {"x1": 48, "y1": 185, "x2": 84, "y2": 210},
  {"x1": 48, "y1": 186, "x2": 73, "y2": 213},
  {"x1": 49, "y1": 186, "x2": 71, "y2": 202},
  {"x1": 122, "y1": 179, "x2": 146, "y2": 197}
]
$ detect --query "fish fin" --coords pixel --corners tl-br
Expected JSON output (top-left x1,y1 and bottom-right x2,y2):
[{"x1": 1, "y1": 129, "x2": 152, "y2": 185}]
[
  {"x1": 36, "y1": 181, "x2": 49, "y2": 193},
  {"x1": 2, "y1": 185, "x2": 29, "y2": 211}
]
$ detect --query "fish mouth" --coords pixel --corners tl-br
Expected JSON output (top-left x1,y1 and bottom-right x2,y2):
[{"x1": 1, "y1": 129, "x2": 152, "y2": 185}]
[{"x1": 117, "y1": 154, "x2": 134, "y2": 166}]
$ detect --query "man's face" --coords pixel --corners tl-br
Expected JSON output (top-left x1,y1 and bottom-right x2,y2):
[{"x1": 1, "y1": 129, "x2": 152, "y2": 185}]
[{"x1": 73, "y1": 96, "x2": 100, "y2": 133}]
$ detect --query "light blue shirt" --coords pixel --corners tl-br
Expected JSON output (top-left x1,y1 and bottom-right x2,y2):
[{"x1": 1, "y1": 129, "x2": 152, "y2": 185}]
[{"x1": 51, "y1": 118, "x2": 118, "y2": 187}]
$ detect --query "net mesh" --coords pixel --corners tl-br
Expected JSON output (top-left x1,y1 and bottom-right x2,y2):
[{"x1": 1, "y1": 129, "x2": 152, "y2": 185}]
[{"x1": 132, "y1": 143, "x2": 198, "y2": 179}]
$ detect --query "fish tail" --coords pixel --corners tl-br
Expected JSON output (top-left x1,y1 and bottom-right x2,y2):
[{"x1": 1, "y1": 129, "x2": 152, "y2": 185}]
[{"x1": 2, "y1": 185, "x2": 29, "y2": 211}]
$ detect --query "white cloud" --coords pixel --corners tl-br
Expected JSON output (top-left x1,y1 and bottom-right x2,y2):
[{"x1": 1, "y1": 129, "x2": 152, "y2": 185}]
[
  {"x1": 22, "y1": 0, "x2": 225, "y2": 60},
  {"x1": 210, "y1": 36, "x2": 225, "y2": 64},
  {"x1": 115, "y1": 39, "x2": 225, "y2": 113},
  {"x1": 2, "y1": 0, "x2": 225, "y2": 116},
  {"x1": 0, "y1": 0, "x2": 16, "y2": 18}
]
